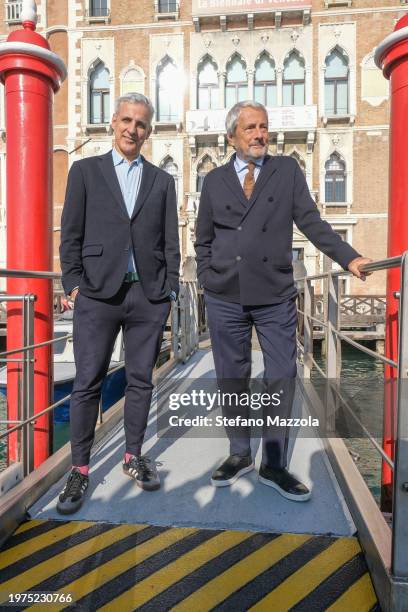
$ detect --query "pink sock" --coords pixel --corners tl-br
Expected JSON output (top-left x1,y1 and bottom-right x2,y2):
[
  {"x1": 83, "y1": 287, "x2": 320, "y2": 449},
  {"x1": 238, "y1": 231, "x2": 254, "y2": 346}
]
[
  {"x1": 125, "y1": 453, "x2": 135, "y2": 463},
  {"x1": 73, "y1": 465, "x2": 89, "y2": 476}
]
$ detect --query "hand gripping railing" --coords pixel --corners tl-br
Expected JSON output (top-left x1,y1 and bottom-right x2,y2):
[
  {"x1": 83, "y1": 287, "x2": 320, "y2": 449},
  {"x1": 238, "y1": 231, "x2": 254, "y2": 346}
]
[
  {"x1": 296, "y1": 252, "x2": 408, "y2": 580},
  {"x1": 0, "y1": 269, "x2": 200, "y2": 476}
]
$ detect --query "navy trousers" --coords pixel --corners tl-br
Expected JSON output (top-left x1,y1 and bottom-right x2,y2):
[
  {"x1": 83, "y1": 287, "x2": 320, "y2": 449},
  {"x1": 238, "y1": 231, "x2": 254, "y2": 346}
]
[
  {"x1": 205, "y1": 292, "x2": 297, "y2": 468},
  {"x1": 70, "y1": 282, "x2": 170, "y2": 466}
]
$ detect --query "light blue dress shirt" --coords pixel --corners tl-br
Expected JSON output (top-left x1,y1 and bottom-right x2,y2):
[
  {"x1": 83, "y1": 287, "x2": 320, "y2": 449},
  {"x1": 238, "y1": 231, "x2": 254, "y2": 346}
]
[
  {"x1": 234, "y1": 154, "x2": 264, "y2": 188},
  {"x1": 112, "y1": 148, "x2": 143, "y2": 274}
]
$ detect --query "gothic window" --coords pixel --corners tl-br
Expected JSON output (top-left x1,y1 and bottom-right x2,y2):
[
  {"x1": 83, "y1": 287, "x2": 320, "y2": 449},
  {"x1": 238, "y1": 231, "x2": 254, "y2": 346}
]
[
  {"x1": 89, "y1": 62, "x2": 110, "y2": 124},
  {"x1": 254, "y1": 53, "x2": 277, "y2": 107},
  {"x1": 225, "y1": 55, "x2": 248, "y2": 108},
  {"x1": 196, "y1": 155, "x2": 216, "y2": 192},
  {"x1": 283, "y1": 52, "x2": 305, "y2": 106},
  {"x1": 290, "y1": 151, "x2": 306, "y2": 175},
  {"x1": 161, "y1": 156, "x2": 179, "y2": 197},
  {"x1": 156, "y1": 58, "x2": 179, "y2": 122},
  {"x1": 121, "y1": 67, "x2": 144, "y2": 96},
  {"x1": 325, "y1": 48, "x2": 349, "y2": 115},
  {"x1": 197, "y1": 57, "x2": 219, "y2": 110},
  {"x1": 325, "y1": 153, "x2": 346, "y2": 202}
]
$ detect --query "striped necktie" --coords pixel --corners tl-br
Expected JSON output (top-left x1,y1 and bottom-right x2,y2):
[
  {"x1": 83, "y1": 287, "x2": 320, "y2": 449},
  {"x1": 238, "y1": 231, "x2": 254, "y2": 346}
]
[{"x1": 243, "y1": 161, "x2": 255, "y2": 200}]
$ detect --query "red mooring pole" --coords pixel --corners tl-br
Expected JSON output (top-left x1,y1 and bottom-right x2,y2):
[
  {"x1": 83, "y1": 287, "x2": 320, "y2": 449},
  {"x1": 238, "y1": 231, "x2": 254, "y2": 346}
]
[
  {"x1": 375, "y1": 14, "x2": 408, "y2": 512},
  {"x1": 0, "y1": 1, "x2": 66, "y2": 467}
]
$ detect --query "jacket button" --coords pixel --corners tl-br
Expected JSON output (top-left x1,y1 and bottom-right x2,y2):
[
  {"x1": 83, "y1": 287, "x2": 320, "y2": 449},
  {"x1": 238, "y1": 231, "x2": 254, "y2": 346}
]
[
  {"x1": 268, "y1": 196, "x2": 274, "y2": 202},
  {"x1": 262, "y1": 227, "x2": 267, "y2": 232},
  {"x1": 236, "y1": 256, "x2": 242, "y2": 262},
  {"x1": 124, "y1": 247, "x2": 129, "y2": 252},
  {"x1": 226, "y1": 205, "x2": 231, "y2": 210},
  {"x1": 237, "y1": 226, "x2": 242, "y2": 231},
  {"x1": 263, "y1": 257, "x2": 268, "y2": 262}
]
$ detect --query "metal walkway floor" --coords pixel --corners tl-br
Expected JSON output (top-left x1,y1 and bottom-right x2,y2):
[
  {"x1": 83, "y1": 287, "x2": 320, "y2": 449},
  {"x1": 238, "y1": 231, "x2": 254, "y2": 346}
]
[
  {"x1": 0, "y1": 519, "x2": 378, "y2": 611},
  {"x1": 0, "y1": 349, "x2": 378, "y2": 609},
  {"x1": 30, "y1": 350, "x2": 355, "y2": 536}
]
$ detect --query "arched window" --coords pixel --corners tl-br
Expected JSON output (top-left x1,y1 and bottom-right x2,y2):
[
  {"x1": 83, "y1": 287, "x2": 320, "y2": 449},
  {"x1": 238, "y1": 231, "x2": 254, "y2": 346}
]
[
  {"x1": 325, "y1": 153, "x2": 346, "y2": 202},
  {"x1": 290, "y1": 151, "x2": 306, "y2": 175},
  {"x1": 121, "y1": 67, "x2": 144, "y2": 96},
  {"x1": 225, "y1": 55, "x2": 247, "y2": 108},
  {"x1": 325, "y1": 48, "x2": 349, "y2": 115},
  {"x1": 157, "y1": 59, "x2": 179, "y2": 122},
  {"x1": 197, "y1": 57, "x2": 219, "y2": 110},
  {"x1": 254, "y1": 53, "x2": 277, "y2": 107},
  {"x1": 196, "y1": 155, "x2": 216, "y2": 193},
  {"x1": 283, "y1": 52, "x2": 305, "y2": 106},
  {"x1": 89, "y1": 62, "x2": 110, "y2": 124},
  {"x1": 161, "y1": 157, "x2": 179, "y2": 198}
]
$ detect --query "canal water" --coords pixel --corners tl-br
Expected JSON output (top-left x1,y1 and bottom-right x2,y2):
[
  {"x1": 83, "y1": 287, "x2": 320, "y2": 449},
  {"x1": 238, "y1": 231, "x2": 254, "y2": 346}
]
[
  {"x1": 0, "y1": 342, "x2": 384, "y2": 503},
  {"x1": 312, "y1": 341, "x2": 384, "y2": 504}
]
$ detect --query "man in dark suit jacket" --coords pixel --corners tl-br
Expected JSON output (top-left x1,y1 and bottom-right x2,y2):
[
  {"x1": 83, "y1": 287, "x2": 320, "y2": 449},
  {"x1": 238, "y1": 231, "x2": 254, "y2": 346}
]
[
  {"x1": 195, "y1": 100, "x2": 370, "y2": 501},
  {"x1": 58, "y1": 93, "x2": 180, "y2": 514}
]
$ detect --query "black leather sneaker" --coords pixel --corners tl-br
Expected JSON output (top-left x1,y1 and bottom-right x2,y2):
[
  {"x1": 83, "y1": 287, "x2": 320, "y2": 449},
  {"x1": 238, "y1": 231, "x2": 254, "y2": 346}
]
[
  {"x1": 56, "y1": 468, "x2": 89, "y2": 515},
  {"x1": 258, "y1": 465, "x2": 311, "y2": 502},
  {"x1": 123, "y1": 455, "x2": 160, "y2": 491},
  {"x1": 211, "y1": 454, "x2": 254, "y2": 487}
]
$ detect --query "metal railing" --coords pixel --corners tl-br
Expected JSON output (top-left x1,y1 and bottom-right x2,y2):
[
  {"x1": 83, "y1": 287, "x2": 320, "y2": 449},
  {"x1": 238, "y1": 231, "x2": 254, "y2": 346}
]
[
  {"x1": 0, "y1": 269, "x2": 200, "y2": 477},
  {"x1": 5, "y1": 1, "x2": 22, "y2": 23},
  {"x1": 297, "y1": 252, "x2": 407, "y2": 581}
]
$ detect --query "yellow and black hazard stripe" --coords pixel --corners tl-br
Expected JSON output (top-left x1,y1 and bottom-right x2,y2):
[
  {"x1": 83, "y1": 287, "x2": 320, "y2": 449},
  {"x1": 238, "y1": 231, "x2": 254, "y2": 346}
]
[{"x1": 0, "y1": 519, "x2": 379, "y2": 611}]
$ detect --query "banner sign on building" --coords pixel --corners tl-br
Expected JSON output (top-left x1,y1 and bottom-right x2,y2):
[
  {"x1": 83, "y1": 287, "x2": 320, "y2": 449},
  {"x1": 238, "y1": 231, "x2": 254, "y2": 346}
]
[
  {"x1": 186, "y1": 106, "x2": 317, "y2": 133},
  {"x1": 193, "y1": 0, "x2": 311, "y2": 15}
]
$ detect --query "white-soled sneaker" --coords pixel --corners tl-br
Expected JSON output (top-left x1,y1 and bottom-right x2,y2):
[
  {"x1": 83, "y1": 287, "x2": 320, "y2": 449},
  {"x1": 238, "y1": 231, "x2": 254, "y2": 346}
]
[
  {"x1": 123, "y1": 455, "x2": 160, "y2": 491},
  {"x1": 56, "y1": 468, "x2": 89, "y2": 515}
]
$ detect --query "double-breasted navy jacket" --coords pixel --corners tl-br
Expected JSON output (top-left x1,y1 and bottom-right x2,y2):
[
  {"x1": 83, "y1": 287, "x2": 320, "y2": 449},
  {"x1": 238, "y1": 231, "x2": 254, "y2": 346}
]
[{"x1": 195, "y1": 154, "x2": 360, "y2": 305}]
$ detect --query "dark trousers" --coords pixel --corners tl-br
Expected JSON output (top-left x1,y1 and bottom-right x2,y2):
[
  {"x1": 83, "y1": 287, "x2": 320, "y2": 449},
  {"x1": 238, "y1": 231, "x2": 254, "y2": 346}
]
[
  {"x1": 205, "y1": 293, "x2": 297, "y2": 468},
  {"x1": 70, "y1": 282, "x2": 170, "y2": 466}
]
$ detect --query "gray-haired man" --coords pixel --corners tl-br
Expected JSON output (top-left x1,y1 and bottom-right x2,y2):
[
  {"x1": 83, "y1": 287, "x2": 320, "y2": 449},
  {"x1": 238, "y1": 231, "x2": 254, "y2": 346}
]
[
  {"x1": 58, "y1": 93, "x2": 180, "y2": 513},
  {"x1": 195, "y1": 101, "x2": 370, "y2": 500}
]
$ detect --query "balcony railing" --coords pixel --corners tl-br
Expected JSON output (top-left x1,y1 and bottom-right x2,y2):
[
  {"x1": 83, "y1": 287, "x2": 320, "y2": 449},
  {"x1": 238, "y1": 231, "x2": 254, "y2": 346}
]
[
  {"x1": 186, "y1": 105, "x2": 318, "y2": 134},
  {"x1": 6, "y1": 1, "x2": 22, "y2": 24}
]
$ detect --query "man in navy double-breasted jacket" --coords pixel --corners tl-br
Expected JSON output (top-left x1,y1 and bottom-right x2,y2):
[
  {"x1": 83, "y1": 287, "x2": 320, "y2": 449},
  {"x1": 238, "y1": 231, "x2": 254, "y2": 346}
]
[{"x1": 195, "y1": 100, "x2": 370, "y2": 500}]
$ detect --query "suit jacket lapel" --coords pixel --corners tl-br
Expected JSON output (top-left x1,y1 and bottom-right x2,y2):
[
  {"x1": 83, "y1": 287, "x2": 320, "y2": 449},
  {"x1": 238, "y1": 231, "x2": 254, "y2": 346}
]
[
  {"x1": 131, "y1": 158, "x2": 157, "y2": 221},
  {"x1": 222, "y1": 156, "x2": 248, "y2": 208},
  {"x1": 98, "y1": 152, "x2": 128, "y2": 220},
  {"x1": 240, "y1": 155, "x2": 278, "y2": 222}
]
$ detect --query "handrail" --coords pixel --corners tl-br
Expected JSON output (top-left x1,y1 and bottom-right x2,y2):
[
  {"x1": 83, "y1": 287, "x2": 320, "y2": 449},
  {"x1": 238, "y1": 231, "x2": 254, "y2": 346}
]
[
  {"x1": 0, "y1": 277, "x2": 199, "y2": 457},
  {"x1": 0, "y1": 268, "x2": 61, "y2": 279},
  {"x1": 298, "y1": 251, "x2": 408, "y2": 580},
  {"x1": 0, "y1": 333, "x2": 72, "y2": 359}
]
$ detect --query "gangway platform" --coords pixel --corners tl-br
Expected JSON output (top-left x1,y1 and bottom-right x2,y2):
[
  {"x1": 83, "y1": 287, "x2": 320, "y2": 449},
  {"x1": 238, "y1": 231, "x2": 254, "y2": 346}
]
[{"x1": 0, "y1": 349, "x2": 378, "y2": 610}]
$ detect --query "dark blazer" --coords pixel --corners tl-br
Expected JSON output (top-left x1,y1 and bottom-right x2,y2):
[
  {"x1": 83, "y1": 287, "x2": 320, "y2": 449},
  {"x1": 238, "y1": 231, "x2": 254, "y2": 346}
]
[
  {"x1": 60, "y1": 151, "x2": 180, "y2": 301},
  {"x1": 195, "y1": 154, "x2": 360, "y2": 305}
]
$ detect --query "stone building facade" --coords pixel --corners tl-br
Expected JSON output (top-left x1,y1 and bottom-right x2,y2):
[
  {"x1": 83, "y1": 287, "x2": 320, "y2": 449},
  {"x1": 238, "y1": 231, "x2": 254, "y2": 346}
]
[{"x1": 0, "y1": 0, "x2": 404, "y2": 295}]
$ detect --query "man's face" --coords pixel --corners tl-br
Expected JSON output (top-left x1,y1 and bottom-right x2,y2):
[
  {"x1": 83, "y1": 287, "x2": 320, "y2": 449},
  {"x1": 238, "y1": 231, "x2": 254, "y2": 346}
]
[
  {"x1": 111, "y1": 102, "x2": 152, "y2": 161},
  {"x1": 228, "y1": 107, "x2": 269, "y2": 161}
]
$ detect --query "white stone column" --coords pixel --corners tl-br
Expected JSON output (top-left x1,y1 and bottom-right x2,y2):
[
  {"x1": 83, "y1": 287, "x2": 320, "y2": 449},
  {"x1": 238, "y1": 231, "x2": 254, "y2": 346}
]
[
  {"x1": 218, "y1": 71, "x2": 226, "y2": 108},
  {"x1": 277, "y1": 67, "x2": 283, "y2": 106},
  {"x1": 191, "y1": 73, "x2": 198, "y2": 110},
  {"x1": 305, "y1": 66, "x2": 312, "y2": 105},
  {"x1": 247, "y1": 68, "x2": 254, "y2": 100}
]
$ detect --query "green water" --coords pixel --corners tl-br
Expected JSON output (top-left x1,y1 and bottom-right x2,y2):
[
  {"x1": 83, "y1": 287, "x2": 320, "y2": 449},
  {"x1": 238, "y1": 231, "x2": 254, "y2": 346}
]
[{"x1": 312, "y1": 341, "x2": 384, "y2": 504}]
